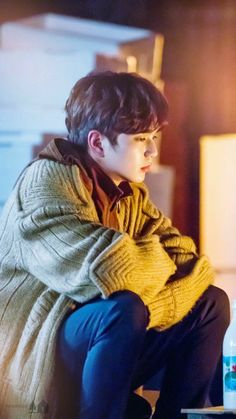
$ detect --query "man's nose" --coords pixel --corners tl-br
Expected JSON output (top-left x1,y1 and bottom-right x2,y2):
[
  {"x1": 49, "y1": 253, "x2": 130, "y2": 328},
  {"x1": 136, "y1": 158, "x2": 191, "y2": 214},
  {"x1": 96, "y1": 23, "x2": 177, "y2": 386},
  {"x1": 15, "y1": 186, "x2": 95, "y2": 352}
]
[{"x1": 145, "y1": 139, "x2": 158, "y2": 158}]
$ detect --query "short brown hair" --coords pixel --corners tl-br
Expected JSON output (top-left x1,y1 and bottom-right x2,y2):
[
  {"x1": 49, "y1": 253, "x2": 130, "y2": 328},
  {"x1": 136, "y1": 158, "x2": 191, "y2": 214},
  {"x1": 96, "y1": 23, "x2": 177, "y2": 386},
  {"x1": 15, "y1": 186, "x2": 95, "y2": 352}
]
[{"x1": 65, "y1": 71, "x2": 168, "y2": 150}]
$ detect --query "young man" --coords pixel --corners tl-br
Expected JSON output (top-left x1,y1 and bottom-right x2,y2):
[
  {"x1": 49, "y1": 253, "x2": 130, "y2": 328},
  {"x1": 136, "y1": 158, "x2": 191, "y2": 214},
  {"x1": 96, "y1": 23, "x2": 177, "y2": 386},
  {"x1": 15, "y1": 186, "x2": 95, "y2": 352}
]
[{"x1": 0, "y1": 71, "x2": 230, "y2": 419}]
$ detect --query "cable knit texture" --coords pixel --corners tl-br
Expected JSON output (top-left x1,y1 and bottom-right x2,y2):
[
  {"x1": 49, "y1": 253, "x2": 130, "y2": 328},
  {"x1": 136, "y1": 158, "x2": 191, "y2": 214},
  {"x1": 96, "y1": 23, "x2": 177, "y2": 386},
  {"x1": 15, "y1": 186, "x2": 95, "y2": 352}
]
[{"x1": 0, "y1": 156, "x2": 214, "y2": 418}]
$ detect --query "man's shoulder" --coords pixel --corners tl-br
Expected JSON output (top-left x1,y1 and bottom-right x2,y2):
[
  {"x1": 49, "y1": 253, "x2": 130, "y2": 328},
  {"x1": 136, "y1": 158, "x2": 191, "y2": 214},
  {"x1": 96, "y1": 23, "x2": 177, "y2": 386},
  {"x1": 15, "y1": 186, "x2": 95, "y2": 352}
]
[
  {"x1": 14, "y1": 158, "x2": 98, "y2": 220},
  {"x1": 23, "y1": 158, "x2": 83, "y2": 186},
  {"x1": 18, "y1": 157, "x2": 92, "y2": 205},
  {"x1": 29, "y1": 157, "x2": 78, "y2": 171}
]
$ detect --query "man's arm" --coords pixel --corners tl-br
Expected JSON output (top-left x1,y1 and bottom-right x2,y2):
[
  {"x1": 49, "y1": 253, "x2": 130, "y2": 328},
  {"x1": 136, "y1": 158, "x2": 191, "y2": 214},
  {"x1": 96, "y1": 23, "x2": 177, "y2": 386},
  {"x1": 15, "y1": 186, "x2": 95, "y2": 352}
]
[
  {"x1": 135, "y1": 183, "x2": 214, "y2": 329},
  {"x1": 16, "y1": 159, "x2": 176, "y2": 304},
  {"x1": 147, "y1": 255, "x2": 214, "y2": 329}
]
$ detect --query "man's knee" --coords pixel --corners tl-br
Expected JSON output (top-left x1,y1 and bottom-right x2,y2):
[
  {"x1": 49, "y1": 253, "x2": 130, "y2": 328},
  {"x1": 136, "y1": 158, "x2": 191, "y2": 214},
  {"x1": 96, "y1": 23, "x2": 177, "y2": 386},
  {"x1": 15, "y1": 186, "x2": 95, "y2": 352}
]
[
  {"x1": 202, "y1": 285, "x2": 230, "y2": 328},
  {"x1": 108, "y1": 291, "x2": 148, "y2": 333}
]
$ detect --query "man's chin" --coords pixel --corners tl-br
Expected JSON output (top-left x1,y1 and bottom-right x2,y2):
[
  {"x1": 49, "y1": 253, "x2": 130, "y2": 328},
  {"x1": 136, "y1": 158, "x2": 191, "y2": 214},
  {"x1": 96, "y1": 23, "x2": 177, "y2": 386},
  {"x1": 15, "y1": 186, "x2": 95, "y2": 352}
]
[
  {"x1": 129, "y1": 176, "x2": 145, "y2": 183},
  {"x1": 121, "y1": 173, "x2": 145, "y2": 183}
]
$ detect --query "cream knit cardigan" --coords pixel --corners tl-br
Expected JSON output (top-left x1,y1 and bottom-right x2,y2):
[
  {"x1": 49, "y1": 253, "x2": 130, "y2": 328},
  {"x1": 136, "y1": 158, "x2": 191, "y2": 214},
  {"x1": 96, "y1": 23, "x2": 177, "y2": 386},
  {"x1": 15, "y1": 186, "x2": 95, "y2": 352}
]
[{"x1": 0, "y1": 158, "x2": 214, "y2": 418}]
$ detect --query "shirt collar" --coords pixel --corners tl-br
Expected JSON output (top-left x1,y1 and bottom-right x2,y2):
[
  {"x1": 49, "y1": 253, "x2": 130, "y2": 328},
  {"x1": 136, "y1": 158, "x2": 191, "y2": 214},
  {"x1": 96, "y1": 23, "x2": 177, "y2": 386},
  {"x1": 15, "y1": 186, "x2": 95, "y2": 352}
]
[
  {"x1": 80, "y1": 150, "x2": 133, "y2": 209},
  {"x1": 39, "y1": 138, "x2": 133, "y2": 205}
]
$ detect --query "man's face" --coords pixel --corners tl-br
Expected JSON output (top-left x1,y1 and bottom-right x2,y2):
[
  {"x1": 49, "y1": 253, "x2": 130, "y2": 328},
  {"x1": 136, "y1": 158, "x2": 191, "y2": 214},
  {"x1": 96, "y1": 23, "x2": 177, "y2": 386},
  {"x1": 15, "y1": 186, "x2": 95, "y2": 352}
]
[{"x1": 100, "y1": 131, "x2": 160, "y2": 184}]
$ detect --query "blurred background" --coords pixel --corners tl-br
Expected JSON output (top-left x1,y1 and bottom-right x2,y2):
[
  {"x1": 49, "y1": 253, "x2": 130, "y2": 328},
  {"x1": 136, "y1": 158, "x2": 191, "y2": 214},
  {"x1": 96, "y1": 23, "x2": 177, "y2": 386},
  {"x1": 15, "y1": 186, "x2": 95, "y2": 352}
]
[{"x1": 1, "y1": 0, "x2": 236, "y2": 300}]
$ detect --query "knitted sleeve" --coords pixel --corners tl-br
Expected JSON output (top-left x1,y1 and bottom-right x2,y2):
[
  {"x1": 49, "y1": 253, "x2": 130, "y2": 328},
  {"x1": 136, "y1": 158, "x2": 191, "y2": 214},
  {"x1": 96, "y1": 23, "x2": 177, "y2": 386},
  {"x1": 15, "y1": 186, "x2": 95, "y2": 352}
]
[
  {"x1": 132, "y1": 184, "x2": 199, "y2": 277},
  {"x1": 134, "y1": 185, "x2": 215, "y2": 329},
  {"x1": 16, "y1": 160, "x2": 176, "y2": 304},
  {"x1": 147, "y1": 255, "x2": 214, "y2": 330}
]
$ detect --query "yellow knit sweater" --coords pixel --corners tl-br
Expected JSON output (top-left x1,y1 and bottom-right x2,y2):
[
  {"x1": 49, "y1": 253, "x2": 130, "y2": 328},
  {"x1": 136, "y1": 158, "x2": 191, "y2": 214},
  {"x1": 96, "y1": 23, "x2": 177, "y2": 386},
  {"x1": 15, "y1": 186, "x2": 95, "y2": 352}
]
[
  {"x1": 0, "y1": 154, "x2": 214, "y2": 418},
  {"x1": 18, "y1": 157, "x2": 214, "y2": 329}
]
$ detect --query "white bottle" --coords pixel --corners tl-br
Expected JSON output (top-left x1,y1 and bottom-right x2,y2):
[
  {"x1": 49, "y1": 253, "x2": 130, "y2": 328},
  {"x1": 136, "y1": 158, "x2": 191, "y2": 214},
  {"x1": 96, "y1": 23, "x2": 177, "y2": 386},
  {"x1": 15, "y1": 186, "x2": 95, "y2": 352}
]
[{"x1": 223, "y1": 299, "x2": 236, "y2": 409}]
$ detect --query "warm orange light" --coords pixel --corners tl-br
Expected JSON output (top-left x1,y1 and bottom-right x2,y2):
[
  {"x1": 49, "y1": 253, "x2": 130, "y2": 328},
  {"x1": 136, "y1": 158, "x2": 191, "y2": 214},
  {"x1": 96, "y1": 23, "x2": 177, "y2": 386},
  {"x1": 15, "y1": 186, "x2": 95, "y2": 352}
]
[{"x1": 200, "y1": 133, "x2": 236, "y2": 302}]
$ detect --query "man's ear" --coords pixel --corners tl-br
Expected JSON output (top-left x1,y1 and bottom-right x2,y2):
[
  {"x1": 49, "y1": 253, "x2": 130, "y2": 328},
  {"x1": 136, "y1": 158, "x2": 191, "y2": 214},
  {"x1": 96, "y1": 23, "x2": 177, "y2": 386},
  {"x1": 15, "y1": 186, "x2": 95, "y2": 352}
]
[{"x1": 87, "y1": 130, "x2": 104, "y2": 157}]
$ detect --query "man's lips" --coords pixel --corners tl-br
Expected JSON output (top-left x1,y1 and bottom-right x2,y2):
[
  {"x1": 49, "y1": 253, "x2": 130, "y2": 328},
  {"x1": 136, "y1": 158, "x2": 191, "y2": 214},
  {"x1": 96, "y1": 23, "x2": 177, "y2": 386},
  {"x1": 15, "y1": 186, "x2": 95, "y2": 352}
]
[{"x1": 141, "y1": 164, "x2": 151, "y2": 172}]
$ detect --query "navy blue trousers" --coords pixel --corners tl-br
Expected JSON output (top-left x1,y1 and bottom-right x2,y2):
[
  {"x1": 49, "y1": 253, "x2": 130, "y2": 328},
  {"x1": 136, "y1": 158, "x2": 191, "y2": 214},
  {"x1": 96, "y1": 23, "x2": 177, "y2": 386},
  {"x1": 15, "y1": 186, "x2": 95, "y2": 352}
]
[{"x1": 56, "y1": 285, "x2": 230, "y2": 419}]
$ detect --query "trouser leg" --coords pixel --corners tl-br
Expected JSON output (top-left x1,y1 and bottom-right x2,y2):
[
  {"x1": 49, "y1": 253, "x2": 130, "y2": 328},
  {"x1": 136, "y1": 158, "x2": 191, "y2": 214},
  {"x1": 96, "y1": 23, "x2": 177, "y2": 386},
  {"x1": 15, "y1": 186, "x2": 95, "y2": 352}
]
[
  {"x1": 131, "y1": 285, "x2": 230, "y2": 419},
  {"x1": 57, "y1": 291, "x2": 148, "y2": 419},
  {"x1": 57, "y1": 285, "x2": 229, "y2": 419}
]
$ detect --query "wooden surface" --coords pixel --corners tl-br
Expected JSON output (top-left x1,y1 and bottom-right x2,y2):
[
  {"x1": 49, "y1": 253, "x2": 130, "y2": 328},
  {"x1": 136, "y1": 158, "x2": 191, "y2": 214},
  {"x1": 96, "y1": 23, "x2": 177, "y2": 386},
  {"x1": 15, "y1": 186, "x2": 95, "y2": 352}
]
[{"x1": 182, "y1": 406, "x2": 236, "y2": 417}]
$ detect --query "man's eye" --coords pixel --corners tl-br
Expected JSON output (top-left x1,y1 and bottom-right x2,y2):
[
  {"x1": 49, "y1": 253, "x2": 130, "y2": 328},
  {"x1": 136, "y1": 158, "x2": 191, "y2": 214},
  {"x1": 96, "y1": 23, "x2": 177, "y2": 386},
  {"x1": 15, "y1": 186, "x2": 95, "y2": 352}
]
[{"x1": 136, "y1": 137, "x2": 146, "y2": 142}]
